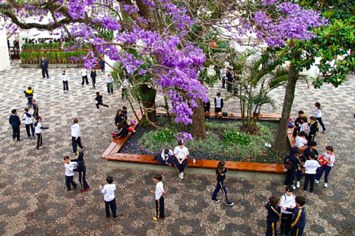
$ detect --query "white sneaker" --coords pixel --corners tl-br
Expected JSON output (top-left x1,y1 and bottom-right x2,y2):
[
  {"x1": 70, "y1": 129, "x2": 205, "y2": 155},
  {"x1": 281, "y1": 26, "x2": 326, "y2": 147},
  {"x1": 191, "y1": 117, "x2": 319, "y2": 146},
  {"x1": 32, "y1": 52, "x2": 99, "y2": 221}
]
[
  {"x1": 178, "y1": 173, "x2": 182, "y2": 179},
  {"x1": 181, "y1": 172, "x2": 184, "y2": 179},
  {"x1": 292, "y1": 185, "x2": 296, "y2": 190},
  {"x1": 296, "y1": 181, "x2": 300, "y2": 188},
  {"x1": 324, "y1": 183, "x2": 328, "y2": 188},
  {"x1": 315, "y1": 180, "x2": 319, "y2": 184}
]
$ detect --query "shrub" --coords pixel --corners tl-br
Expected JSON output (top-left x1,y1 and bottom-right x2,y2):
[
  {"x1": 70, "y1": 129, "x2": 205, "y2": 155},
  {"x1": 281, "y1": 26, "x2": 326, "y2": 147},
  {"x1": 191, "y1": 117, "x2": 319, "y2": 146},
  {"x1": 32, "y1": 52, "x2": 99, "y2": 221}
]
[{"x1": 223, "y1": 129, "x2": 251, "y2": 145}]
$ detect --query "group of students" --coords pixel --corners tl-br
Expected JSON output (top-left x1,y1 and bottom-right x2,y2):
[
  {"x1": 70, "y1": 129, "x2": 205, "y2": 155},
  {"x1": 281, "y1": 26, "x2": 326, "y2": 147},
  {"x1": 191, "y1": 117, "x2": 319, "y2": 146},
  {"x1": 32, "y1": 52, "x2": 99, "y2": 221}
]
[
  {"x1": 111, "y1": 107, "x2": 136, "y2": 138},
  {"x1": 9, "y1": 87, "x2": 48, "y2": 149}
]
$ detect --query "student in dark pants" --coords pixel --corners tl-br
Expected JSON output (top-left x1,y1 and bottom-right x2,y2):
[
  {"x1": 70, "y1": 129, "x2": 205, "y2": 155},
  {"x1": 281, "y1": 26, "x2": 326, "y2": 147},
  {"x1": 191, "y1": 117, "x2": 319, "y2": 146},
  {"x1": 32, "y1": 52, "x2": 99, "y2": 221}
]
[
  {"x1": 64, "y1": 156, "x2": 77, "y2": 191},
  {"x1": 284, "y1": 147, "x2": 298, "y2": 188},
  {"x1": 61, "y1": 70, "x2": 69, "y2": 92},
  {"x1": 71, "y1": 118, "x2": 84, "y2": 154},
  {"x1": 211, "y1": 161, "x2": 234, "y2": 206},
  {"x1": 40, "y1": 57, "x2": 49, "y2": 79},
  {"x1": 32, "y1": 99, "x2": 39, "y2": 119},
  {"x1": 24, "y1": 87, "x2": 34, "y2": 108},
  {"x1": 34, "y1": 117, "x2": 48, "y2": 149},
  {"x1": 99, "y1": 58, "x2": 105, "y2": 72},
  {"x1": 95, "y1": 92, "x2": 110, "y2": 109},
  {"x1": 23, "y1": 108, "x2": 35, "y2": 139},
  {"x1": 152, "y1": 174, "x2": 165, "y2": 221},
  {"x1": 72, "y1": 151, "x2": 90, "y2": 192},
  {"x1": 90, "y1": 69, "x2": 97, "y2": 89},
  {"x1": 265, "y1": 195, "x2": 280, "y2": 236},
  {"x1": 100, "y1": 176, "x2": 117, "y2": 218},
  {"x1": 279, "y1": 187, "x2": 296, "y2": 236},
  {"x1": 307, "y1": 116, "x2": 318, "y2": 142},
  {"x1": 173, "y1": 140, "x2": 189, "y2": 180},
  {"x1": 80, "y1": 67, "x2": 89, "y2": 86},
  {"x1": 303, "y1": 152, "x2": 320, "y2": 193},
  {"x1": 9, "y1": 109, "x2": 21, "y2": 141},
  {"x1": 284, "y1": 196, "x2": 306, "y2": 236}
]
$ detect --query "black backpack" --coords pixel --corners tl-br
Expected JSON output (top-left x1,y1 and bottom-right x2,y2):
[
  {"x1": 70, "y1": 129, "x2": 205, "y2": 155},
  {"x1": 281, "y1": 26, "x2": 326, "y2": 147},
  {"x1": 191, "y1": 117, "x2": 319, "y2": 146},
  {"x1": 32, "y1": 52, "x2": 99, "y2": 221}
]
[{"x1": 284, "y1": 154, "x2": 293, "y2": 170}]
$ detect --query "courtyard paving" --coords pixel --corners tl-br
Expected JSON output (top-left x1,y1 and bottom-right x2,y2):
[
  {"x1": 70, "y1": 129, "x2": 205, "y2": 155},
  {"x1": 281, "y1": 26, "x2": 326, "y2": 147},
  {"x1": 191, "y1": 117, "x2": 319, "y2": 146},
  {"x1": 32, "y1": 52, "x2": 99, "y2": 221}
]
[{"x1": 0, "y1": 62, "x2": 354, "y2": 236}]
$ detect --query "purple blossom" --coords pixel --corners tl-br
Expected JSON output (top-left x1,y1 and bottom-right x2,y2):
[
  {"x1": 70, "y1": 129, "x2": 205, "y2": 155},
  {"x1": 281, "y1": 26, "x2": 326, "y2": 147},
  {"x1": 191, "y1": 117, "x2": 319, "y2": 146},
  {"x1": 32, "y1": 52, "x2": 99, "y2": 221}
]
[{"x1": 175, "y1": 132, "x2": 193, "y2": 142}]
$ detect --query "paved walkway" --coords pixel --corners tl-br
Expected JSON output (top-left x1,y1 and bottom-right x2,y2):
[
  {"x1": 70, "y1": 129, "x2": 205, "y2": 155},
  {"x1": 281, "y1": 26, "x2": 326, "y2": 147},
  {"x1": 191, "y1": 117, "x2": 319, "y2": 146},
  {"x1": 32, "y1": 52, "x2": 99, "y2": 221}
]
[{"x1": 0, "y1": 62, "x2": 354, "y2": 235}]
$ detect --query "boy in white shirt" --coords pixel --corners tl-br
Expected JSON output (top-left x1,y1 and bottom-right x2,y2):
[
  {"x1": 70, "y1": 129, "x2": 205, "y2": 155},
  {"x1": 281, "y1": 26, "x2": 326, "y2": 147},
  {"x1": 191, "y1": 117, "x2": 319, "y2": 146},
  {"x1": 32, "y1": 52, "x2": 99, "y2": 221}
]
[
  {"x1": 61, "y1": 70, "x2": 69, "y2": 92},
  {"x1": 80, "y1": 67, "x2": 89, "y2": 86},
  {"x1": 295, "y1": 131, "x2": 308, "y2": 150},
  {"x1": 303, "y1": 152, "x2": 320, "y2": 193},
  {"x1": 315, "y1": 146, "x2": 335, "y2": 188},
  {"x1": 64, "y1": 156, "x2": 77, "y2": 191},
  {"x1": 100, "y1": 176, "x2": 117, "y2": 218},
  {"x1": 279, "y1": 187, "x2": 296, "y2": 236},
  {"x1": 23, "y1": 108, "x2": 35, "y2": 139},
  {"x1": 106, "y1": 73, "x2": 113, "y2": 94},
  {"x1": 152, "y1": 174, "x2": 165, "y2": 221}
]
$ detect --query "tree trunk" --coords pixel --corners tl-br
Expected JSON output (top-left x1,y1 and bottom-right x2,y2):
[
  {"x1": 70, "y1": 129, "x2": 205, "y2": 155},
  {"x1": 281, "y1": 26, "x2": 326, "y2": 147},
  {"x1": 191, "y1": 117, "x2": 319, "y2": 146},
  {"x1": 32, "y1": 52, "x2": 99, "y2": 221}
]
[
  {"x1": 139, "y1": 85, "x2": 157, "y2": 123},
  {"x1": 273, "y1": 65, "x2": 299, "y2": 153},
  {"x1": 191, "y1": 98, "x2": 207, "y2": 139}
]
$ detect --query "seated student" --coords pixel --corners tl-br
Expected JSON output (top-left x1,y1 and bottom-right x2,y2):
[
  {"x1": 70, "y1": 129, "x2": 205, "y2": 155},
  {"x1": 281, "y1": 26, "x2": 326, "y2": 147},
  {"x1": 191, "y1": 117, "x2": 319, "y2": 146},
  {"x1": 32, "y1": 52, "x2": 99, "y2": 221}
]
[
  {"x1": 111, "y1": 121, "x2": 129, "y2": 138},
  {"x1": 295, "y1": 131, "x2": 308, "y2": 150},
  {"x1": 157, "y1": 148, "x2": 175, "y2": 166},
  {"x1": 174, "y1": 140, "x2": 189, "y2": 180},
  {"x1": 128, "y1": 118, "x2": 137, "y2": 133},
  {"x1": 293, "y1": 110, "x2": 307, "y2": 137}
]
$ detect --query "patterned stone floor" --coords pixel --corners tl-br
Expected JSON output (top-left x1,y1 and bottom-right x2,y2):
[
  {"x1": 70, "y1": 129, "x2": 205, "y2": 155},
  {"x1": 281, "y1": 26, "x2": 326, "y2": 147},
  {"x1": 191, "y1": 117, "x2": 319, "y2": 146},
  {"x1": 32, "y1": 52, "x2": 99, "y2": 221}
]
[{"x1": 0, "y1": 62, "x2": 354, "y2": 236}]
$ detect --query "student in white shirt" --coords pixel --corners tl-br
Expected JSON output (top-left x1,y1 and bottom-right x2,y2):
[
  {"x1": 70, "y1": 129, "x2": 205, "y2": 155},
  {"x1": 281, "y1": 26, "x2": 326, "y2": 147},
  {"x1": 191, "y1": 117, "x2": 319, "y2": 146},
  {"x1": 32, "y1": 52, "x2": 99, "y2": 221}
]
[
  {"x1": 121, "y1": 78, "x2": 128, "y2": 100},
  {"x1": 157, "y1": 148, "x2": 174, "y2": 166},
  {"x1": 23, "y1": 108, "x2": 35, "y2": 138},
  {"x1": 80, "y1": 67, "x2": 89, "y2": 86},
  {"x1": 106, "y1": 73, "x2": 113, "y2": 94},
  {"x1": 279, "y1": 187, "x2": 296, "y2": 236},
  {"x1": 214, "y1": 92, "x2": 224, "y2": 118},
  {"x1": 152, "y1": 174, "x2": 165, "y2": 221},
  {"x1": 303, "y1": 151, "x2": 320, "y2": 193},
  {"x1": 314, "y1": 102, "x2": 326, "y2": 132},
  {"x1": 100, "y1": 176, "x2": 117, "y2": 218},
  {"x1": 64, "y1": 156, "x2": 77, "y2": 191},
  {"x1": 61, "y1": 70, "x2": 69, "y2": 92},
  {"x1": 315, "y1": 146, "x2": 335, "y2": 188},
  {"x1": 34, "y1": 117, "x2": 48, "y2": 149},
  {"x1": 174, "y1": 140, "x2": 189, "y2": 179},
  {"x1": 295, "y1": 131, "x2": 308, "y2": 149},
  {"x1": 71, "y1": 118, "x2": 85, "y2": 154}
]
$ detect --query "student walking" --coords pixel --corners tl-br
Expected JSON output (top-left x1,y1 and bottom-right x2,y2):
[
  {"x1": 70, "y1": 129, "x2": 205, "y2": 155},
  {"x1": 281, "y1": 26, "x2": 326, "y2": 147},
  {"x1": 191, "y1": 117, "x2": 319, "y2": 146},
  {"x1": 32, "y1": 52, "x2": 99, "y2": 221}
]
[
  {"x1": 23, "y1": 108, "x2": 35, "y2": 139},
  {"x1": 211, "y1": 161, "x2": 234, "y2": 206},
  {"x1": 64, "y1": 156, "x2": 77, "y2": 191},
  {"x1": 90, "y1": 69, "x2": 97, "y2": 89},
  {"x1": 95, "y1": 92, "x2": 110, "y2": 109},
  {"x1": 284, "y1": 196, "x2": 306, "y2": 236},
  {"x1": 32, "y1": 99, "x2": 39, "y2": 119},
  {"x1": 106, "y1": 73, "x2": 114, "y2": 94},
  {"x1": 307, "y1": 116, "x2": 318, "y2": 142},
  {"x1": 214, "y1": 92, "x2": 224, "y2": 118},
  {"x1": 279, "y1": 187, "x2": 296, "y2": 236},
  {"x1": 72, "y1": 151, "x2": 90, "y2": 192},
  {"x1": 80, "y1": 67, "x2": 89, "y2": 86},
  {"x1": 40, "y1": 57, "x2": 49, "y2": 79},
  {"x1": 34, "y1": 117, "x2": 48, "y2": 149},
  {"x1": 9, "y1": 109, "x2": 21, "y2": 141},
  {"x1": 152, "y1": 174, "x2": 165, "y2": 221},
  {"x1": 265, "y1": 195, "x2": 280, "y2": 236},
  {"x1": 71, "y1": 118, "x2": 85, "y2": 154},
  {"x1": 121, "y1": 78, "x2": 128, "y2": 100},
  {"x1": 173, "y1": 140, "x2": 189, "y2": 180},
  {"x1": 24, "y1": 87, "x2": 34, "y2": 107},
  {"x1": 100, "y1": 176, "x2": 117, "y2": 218},
  {"x1": 61, "y1": 70, "x2": 69, "y2": 92},
  {"x1": 315, "y1": 146, "x2": 335, "y2": 188},
  {"x1": 314, "y1": 102, "x2": 326, "y2": 132},
  {"x1": 99, "y1": 58, "x2": 105, "y2": 72},
  {"x1": 303, "y1": 152, "x2": 320, "y2": 193}
]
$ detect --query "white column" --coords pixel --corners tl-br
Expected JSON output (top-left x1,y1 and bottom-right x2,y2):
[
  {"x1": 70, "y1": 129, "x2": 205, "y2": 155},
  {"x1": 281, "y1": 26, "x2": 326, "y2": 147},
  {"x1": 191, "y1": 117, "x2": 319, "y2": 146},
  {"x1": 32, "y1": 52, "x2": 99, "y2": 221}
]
[{"x1": 0, "y1": 28, "x2": 10, "y2": 70}]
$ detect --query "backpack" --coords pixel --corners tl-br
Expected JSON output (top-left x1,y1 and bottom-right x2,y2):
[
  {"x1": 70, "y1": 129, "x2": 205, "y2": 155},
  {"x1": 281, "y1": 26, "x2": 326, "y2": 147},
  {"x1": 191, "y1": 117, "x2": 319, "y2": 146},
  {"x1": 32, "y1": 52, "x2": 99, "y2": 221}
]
[{"x1": 284, "y1": 154, "x2": 293, "y2": 170}]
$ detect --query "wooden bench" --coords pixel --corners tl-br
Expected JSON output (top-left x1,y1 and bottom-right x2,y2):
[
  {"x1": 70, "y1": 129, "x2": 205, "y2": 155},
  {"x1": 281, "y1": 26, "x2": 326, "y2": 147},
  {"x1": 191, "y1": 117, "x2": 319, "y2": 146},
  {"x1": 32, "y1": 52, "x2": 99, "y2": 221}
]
[
  {"x1": 204, "y1": 112, "x2": 281, "y2": 121},
  {"x1": 103, "y1": 153, "x2": 286, "y2": 174},
  {"x1": 101, "y1": 112, "x2": 142, "y2": 158}
]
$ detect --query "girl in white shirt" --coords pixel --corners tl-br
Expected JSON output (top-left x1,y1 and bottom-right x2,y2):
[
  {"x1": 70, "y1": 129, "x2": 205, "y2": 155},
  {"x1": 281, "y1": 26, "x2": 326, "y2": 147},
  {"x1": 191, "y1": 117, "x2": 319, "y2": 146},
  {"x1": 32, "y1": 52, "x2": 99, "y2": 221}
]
[
  {"x1": 303, "y1": 152, "x2": 320, "y2": 193},
  {"x1": 174, "y1": 140, "x2": 189, "y2": 179},
  {"x1": 314, "y1": 102, "x2": 326, "y2": 132},
  {"x1": 315, "y1": 146, "x2": 335, "y2": 188}
]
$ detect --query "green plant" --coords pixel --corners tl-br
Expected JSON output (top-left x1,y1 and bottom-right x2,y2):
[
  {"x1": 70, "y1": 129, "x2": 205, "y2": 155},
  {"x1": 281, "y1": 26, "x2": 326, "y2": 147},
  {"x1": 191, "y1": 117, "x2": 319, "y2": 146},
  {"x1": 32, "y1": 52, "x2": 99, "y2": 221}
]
[{"x1": 223, "y1": 129, "x2": 251, "y2": 145}]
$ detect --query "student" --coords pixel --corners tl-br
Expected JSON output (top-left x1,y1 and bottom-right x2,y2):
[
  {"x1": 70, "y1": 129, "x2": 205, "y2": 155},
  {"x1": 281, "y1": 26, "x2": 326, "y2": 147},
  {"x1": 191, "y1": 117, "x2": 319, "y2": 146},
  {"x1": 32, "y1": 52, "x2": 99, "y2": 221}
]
[
  {"x1": 40, "y1": 57, "x2": 49, "y2": 79},
  {"x1": 100, "y1": 176, "x2": 117, "y2": 218},
  {"x1": 95, "y1": 92, "x2": 110, "y2": 109},
  {"x1": 294, "y1": 149, "x2": 305, "y2": 189},
  {"x1": 9, "y1": 109, "x2": 21, "y2": 141},
  {"x1": 23, "y1": 108, "x2": 35, "y2": 139},
  {"x1": 122, "y1": 106, "x2": 128, "y2": 121},
  {"x1": 293, "y1": 110, "x2": 306, "y2": 138},
  {"x1": 314, "y1": 102, "x2": 326, "y2": 132},
  {"x1": 226, "y1": 68, "x2": 234, "y2": 93},
  {"x1": 284, "y1": 196, "x2": 306, "y2": 236},
  {"x1": 114, "y1": 109, "x2": 124, "y2": 127},
  {"x1": 303, "y1": 152, "x2": 320, "y2": 193},
  {"x1": 121, "y1": 77, "x2": 128, "y2": 100},
  {"x1": 265, "y1": 195, "x2": 280, "y2": 236},
  {"x1": 157, "y1": 148, "x2": 174, "y2": 166},
  {"x1": 279, "y1": 187, "x2": 296, "y2": 236},
  {"x1": 214, "y1": 92, "x2": 224, "y2": 118},
  {"x1": 72, "y1": 151, "x2": 90, "y2": 192},
  {"x1": 173, "y1": 140, "x2": 189, "y2": 179},
  {"x1": 220, "y1": 66, "x2": 226, "y2": 89},
  {"x1": 111, "y1": 121, "x2": 129, "y2": 138},
  {"x1": 106, "y1": 73, "x2": 113, "y2": 94},
  {"x1": 80, "y1": 67, "x2": 89, "y2": 86},
  {"x1": 204, "y1": 99, "x2": 210, "y2": 113},
  {"x1": 90, "y1": 69, "x2": 97, "y2": 89},
  {"x1": 127, "y1": 118, "x2": 137, "y2": 133},
  {"x1": 24, "y1": 87, "x2": 34, "y2": 107},
  {"x1": 34, "y1": 117, "x2": 48, "y2": 149},
  {"x1": 315, "y1": 146, "x2": 335, "y2": 188},
  {"x1": 152, "y1": 174, "x2": 165, "y2": 221},
  {"x1": 71, "y1": 118, "x2": 85, "y2": 154},
  {"x1": 32, "y1": 99, "x2": 39, "y2": 119},
  {"x1": 299, "y1": 117, "x2": 309, "y2": 138},
  {"x1": 211, "y1": 160, "x2": 234, "y2": 206},
  {"x1": 99, "y1": 58, "x2": 105, "y2": 72},
  {"x1": 61, "y1": 70, "x2": 69, "y2": 92},
  {"x1": 303, "y1": 141, "x2": 318, "y2": 161},
  {"x1": 64, "y1": 156, "x2": 77, "y2": 191},
  {"x1": 295, "y1": 131, "x2": 307, "y2": 150},
  {"x1": 307, "y1": 116, "x2": 318, "y2": 142},
  {"x1": 283, "y1": 147, "x2": 298, "y2": 188}
]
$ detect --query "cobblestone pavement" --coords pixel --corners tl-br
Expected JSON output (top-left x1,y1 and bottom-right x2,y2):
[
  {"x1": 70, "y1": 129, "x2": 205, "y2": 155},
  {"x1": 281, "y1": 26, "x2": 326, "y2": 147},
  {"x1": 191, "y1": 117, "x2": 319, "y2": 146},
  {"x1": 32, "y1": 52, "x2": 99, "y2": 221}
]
[{"x1": 0, "y1": 62, "x2": 354, "y2": 236}]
